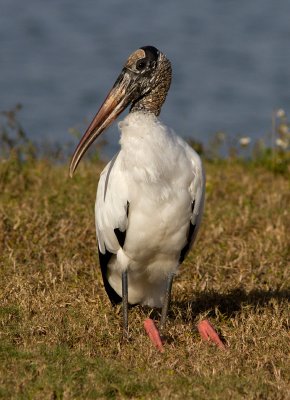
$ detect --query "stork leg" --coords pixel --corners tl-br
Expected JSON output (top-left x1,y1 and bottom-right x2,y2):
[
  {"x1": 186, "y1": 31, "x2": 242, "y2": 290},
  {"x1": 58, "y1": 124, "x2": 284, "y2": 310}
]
[
  {"x1": 160, "y1": 272, "x2": 175, "y2": 333},
  {"x1": 122, "y1": 270, "x2": 128, "y2": 337}
]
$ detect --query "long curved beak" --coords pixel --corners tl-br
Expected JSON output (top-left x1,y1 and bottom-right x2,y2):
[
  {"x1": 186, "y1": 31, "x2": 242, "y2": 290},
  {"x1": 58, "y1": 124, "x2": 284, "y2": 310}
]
[{"x1": 69, "y1": 69, "x2": 135, "y2": 177}]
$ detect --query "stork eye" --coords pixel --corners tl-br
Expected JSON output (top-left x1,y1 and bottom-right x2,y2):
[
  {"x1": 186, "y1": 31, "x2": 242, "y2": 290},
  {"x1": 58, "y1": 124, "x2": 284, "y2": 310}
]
[{"x1": 136, "y1": 59, "x2": 147, "y2": 71}]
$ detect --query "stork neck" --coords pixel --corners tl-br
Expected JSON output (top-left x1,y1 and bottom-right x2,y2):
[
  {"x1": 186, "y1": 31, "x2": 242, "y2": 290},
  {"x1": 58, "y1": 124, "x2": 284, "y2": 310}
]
[{"x1": 130, "y1": 86, "x2": 165, "y2": 116}]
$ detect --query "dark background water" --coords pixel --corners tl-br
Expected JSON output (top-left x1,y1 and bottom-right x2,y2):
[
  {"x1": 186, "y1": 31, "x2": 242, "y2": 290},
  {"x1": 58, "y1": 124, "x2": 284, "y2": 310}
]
[{"x1": 1, "y1": 0, "x2": 289, "y2": 158}]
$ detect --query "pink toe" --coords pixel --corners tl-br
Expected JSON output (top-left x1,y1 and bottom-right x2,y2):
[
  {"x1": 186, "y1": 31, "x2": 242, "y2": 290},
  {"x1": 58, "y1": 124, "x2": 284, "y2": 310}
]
[
  {"x1": 197, "y1": 319, "x2": 226, "y2": 350},
  {"x1": 144, "y1": 318, "x2": 165, "y2": 353}
]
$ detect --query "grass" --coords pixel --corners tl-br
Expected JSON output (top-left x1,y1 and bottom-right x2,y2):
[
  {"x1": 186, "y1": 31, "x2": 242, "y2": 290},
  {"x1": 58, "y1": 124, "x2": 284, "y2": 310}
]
[{"x1": 0, "y1": 155, "x2": 289, "y2": 399}]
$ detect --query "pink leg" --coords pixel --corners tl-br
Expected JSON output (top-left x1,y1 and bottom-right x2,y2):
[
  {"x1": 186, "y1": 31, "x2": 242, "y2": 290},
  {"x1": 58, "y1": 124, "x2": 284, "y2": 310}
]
[
  {"x1": 197, "y1": 319, "x2": 226, "y2": 350},
  {"x1": 144, "y1": 318, "x2": 165, "y2": 353}
]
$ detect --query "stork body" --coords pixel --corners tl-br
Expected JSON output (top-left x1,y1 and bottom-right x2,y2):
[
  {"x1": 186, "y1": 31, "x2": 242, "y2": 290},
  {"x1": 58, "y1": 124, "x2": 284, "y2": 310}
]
[
  {"x1": 69, "y1": 46, "x2": 222, "y2": 349},
  {"x1": 96, "y1": 111, "x2": 205, "y2": 308}
]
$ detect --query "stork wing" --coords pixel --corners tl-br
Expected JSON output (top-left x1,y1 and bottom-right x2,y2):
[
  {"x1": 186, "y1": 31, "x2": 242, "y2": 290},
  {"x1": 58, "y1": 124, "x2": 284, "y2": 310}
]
[
  {"x1": 95, "y1": 153, "x2": 129, "y2": 304},
  {"x1": 179, "y1": 142, "x2": 205, "y2": 263}
]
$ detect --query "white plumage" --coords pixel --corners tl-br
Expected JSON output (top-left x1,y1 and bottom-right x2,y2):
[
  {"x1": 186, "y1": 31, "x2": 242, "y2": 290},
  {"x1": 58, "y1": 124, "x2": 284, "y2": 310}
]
[
  {"x1": 69, "y1": 46, "x2": 208, "y2": 339},
  {"x1": 95, "y1": 111, "x2": 205, "y2": 307}
]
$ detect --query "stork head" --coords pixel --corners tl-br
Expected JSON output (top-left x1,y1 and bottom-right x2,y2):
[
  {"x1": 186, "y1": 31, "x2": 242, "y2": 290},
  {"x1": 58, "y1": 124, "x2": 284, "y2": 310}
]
[{"x1": 69, "y1": 46, "x2": 172, "y2": 177}]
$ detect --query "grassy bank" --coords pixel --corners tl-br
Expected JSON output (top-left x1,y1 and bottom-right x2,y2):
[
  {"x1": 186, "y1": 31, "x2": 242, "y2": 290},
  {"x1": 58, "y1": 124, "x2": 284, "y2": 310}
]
[{"x1": 0, "y1": 157, "x2": 289, "y2": 399}]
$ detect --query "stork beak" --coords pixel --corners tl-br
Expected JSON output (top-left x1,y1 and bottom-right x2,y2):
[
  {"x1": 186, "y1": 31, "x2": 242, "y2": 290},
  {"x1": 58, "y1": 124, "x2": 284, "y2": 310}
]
[{"x1": 69, "y1": 69, "x2": 135, "y2": 177}]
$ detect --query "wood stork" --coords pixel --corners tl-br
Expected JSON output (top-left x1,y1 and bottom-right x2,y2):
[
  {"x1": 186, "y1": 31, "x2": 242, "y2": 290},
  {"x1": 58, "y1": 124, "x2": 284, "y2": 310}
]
[{"x1": 69, "y1": 46, "x2": 224, "y2": 350}]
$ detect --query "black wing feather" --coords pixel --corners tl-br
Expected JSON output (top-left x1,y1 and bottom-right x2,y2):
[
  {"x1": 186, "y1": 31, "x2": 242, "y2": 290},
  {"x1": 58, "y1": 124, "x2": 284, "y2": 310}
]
[
  {"x1": 179, "y1": 201, "x2": 197, "y2": 264},
  {"x1": 98, "y1": 202, "x2": 130, "y2": 306},
  {"x1": 179, "y1": 222, "x2": 197, "y2": 264},
  {"x1": 98, "y1": 248, "x2": 122, "y2": 305}
]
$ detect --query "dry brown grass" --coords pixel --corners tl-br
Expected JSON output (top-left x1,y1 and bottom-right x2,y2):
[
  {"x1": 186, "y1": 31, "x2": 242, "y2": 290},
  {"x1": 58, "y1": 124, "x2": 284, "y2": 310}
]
[{"x1": 0, "y1": 157, "x2": 289, "y2": 399}]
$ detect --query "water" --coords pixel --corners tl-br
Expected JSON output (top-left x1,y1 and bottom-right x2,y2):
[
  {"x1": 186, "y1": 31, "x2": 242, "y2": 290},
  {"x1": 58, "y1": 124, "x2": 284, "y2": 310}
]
[{"x1": 1, "y1": 0, "x2": 290, "y2": 158}]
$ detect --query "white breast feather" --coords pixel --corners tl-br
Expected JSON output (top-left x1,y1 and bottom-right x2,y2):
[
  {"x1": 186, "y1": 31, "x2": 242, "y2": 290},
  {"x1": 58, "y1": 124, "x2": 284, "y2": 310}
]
[{"x1": 95, "y1": 111, "x2": 205, "y2": 307}]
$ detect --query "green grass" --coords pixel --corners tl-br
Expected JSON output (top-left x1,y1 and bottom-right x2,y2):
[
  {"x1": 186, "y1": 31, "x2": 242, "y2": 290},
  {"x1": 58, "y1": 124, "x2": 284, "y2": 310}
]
[{"x1": 0, "y1": 157, "x2": 289, "y2": 399}]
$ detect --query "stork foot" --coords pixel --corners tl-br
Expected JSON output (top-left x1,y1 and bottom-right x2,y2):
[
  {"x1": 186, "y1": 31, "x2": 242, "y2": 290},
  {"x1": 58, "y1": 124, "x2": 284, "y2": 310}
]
[
  {"x1": 197, "y1": 319, "x2": 226, "y2": 350},
  {"x1": 144, "y1": 318, "x2": 164, "y2": 353}
]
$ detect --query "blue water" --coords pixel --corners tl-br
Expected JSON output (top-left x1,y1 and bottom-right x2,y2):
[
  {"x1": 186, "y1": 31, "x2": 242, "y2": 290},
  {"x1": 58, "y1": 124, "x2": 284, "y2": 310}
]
[{"x1": 1, "y1": 0, "x2": 290, "y2": 157}]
